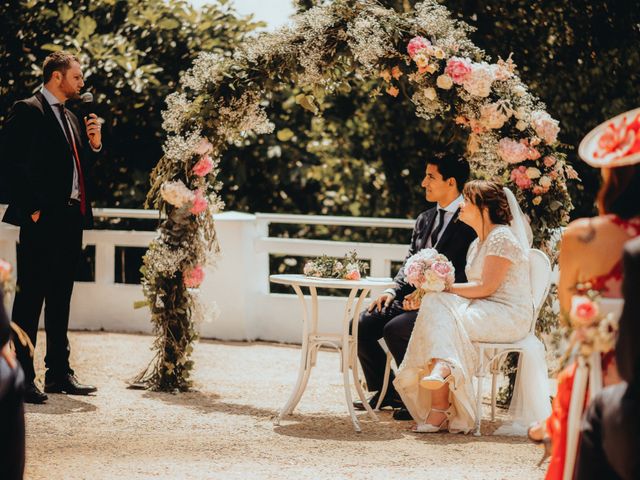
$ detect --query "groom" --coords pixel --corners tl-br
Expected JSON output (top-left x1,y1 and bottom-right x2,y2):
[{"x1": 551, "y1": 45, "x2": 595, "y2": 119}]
[{"x1": 354, "y1": 154, "x2": 476, "y2": 417}]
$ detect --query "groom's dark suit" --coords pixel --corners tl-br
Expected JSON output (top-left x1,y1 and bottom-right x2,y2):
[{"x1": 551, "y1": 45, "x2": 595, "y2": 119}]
[
  {"x1": 1, "y1": 91, "x2": 97, "y2": 383},
  {"x1": 356, "y1": 205, "x2": 476, "y2": 398}
]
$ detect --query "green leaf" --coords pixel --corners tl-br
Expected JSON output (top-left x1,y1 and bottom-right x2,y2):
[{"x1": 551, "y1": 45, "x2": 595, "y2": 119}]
[
  {"x1": 158, "y1": 18, "x2": 180, "y2": 30},
  {"x1": 133, "y1": 300, "x2": 149, "y2": 309},
  {"x1": 276, "y1": 128, "x2": 295, "y2": 142},
  {"x1": 295, "y1": 94, "x2": 318, "y2": 114},
  {"x1": 77, "y1": 16, "x2": 97, "y2": 39},
  {"x1": 41, "y1": 43, "x2": 63, "y2": 52},
  {"x1": 58, "y1": 4, "x2": 73, "y2": 23}
]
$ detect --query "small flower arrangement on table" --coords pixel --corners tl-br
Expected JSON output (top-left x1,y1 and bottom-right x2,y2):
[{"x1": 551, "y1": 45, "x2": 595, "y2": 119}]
[
  {"x1": 303, "y1": 250, "x2": 368, "y2": 281},
  {"x1": 404, "y1": 248, "x2": 455, "y2": 301}
]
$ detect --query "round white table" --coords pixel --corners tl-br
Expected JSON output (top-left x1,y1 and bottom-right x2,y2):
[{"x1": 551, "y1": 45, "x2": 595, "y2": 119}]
[{"x1": 269, "y1": 274, "x2": 396, "y2": 432}]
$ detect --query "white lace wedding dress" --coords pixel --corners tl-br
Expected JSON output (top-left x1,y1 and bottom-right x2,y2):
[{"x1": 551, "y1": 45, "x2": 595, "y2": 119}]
[{"x1": 393, "y1": 225, "x2": 533, "y2": 433}]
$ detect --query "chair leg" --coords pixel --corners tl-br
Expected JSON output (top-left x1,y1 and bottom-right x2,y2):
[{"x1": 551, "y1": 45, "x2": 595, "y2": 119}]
[
  {"x1": 475, "y1": 348, "x2": 485, "y2": 437},
  {"x1": 376, "y1": 351, "x2": 393, "y2": 410},
  {"x1": 491, "y1": 371, "x2": 498, "y2": 421}
]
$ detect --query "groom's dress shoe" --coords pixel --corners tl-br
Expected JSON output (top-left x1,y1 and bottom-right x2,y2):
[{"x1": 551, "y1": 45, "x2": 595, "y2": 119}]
[
  {"x1": 24, "y1": 382, "x2": 48, "y2": 404},
  {"x1": 44, "y1": 374, "x2": 97, "y2": 395},
  {"x1": 392, "y1": 407, "x2": 412, "y2": 421},
  {"x1": 353, "y1": 391, "x2": 403, "y2": 411}
]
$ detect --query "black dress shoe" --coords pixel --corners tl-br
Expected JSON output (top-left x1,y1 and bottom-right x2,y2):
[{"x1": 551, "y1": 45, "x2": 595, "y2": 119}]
[
  {"x1": 392, "y1": 407, "x2": 413, "y2": 421},
  {"x1": 24, "y1": 382, "x2": 48, "y2": 404},
  {"x1": 353, "y1": 391, "x2": 403, "y2": 411},
  {"x1": 44, "y1": 374, "x2": 97, "y2": 395}
]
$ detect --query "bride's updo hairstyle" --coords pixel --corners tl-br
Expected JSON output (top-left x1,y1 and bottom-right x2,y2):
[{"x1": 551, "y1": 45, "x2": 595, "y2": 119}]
[{"x1": 463, "y1": 180, "x2": 513, "y2": 225}]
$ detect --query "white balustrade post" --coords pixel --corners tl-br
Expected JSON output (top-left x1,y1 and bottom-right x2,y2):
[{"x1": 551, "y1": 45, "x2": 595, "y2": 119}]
[
  {"x1": 94, "y1": 242, "x2": 115, "y2": 285},
  {"x1": 199, "y1": 211, "x2": 260, "y2": 341}
]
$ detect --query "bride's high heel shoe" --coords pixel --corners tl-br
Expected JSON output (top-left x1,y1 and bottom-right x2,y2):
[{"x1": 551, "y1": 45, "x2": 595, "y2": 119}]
[
  {"x1": 412, "y1": 404, "x2": 453, "y2": 433},
  {"x1": 420, "y1": 362, "x2": 453, "y2": 390}
]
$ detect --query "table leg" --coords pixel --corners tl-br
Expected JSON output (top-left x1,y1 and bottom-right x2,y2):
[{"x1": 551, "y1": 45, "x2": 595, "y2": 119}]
[
  {"x1": 340, "y1": 288, "x2": 363, "y2": 432},
  {"x1": 275, "y1": 284, "x2": 314, "y2": 425},
  {"x1": 349, "y1": 288, "x2": 378, "y2": 421}
]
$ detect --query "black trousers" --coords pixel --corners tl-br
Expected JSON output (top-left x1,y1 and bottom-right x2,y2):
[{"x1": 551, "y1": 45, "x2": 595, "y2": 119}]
[
  {"x1": 0, "y1": 357, "x2": 25, "y2": 480},
  {"x1": 12, "y1": 204, "x2": 83, "y2": 383},
  {"x1": 354, "y1": 300, "x2": 417, "y2": 397}
]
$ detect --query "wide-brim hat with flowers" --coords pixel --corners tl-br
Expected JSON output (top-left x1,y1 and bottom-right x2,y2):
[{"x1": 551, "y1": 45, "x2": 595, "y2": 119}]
[{"x1": 579, "y1": 108, "x2": 640, "y2": 168}]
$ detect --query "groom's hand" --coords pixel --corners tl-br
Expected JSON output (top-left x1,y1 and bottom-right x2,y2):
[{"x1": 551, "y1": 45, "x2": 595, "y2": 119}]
[{"x1": 368, "y1": 293, "x2": 394, "y2": 313}]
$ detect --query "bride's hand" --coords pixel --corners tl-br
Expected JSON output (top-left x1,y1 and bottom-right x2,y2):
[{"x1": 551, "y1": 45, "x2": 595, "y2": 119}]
[{"x1": 402, "y1": 291, "x2": 421, "y2": 311}]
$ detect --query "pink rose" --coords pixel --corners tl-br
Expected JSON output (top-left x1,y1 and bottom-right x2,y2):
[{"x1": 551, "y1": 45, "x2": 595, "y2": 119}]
[
  {"x1": 193, "y1": 155, "x2": 214, "y2": 177},
  {"x1": 189, "y1": 189, "x2": 208, "y2": 215},
  {"x1": 183, "y1": 265, "x2": 205, "y2": 288},
  {"x1": 498, "y1": 138, "x2": 530, "y2": 164},
  {"x1": 510, "y1": 166, "x2": 532, "y2": 190},
  {"x1": 570, "y1": 296, "x2": 599, "y2": 326},
  {"x1": 445, "y1": 57, "x2": 472, "y2": 85},
  {"x1": 344, "y1": 269, "x2": 361, "y2": 281},
  {"x1": 405, "y1": 262, "x2": 426, "y2": 287},
  {"x1": 407, "y1": 36, "x2": 431, "y2": 58},
  {"x1": 431, "y1": 261, "x2": 452, "y2": 279},
  {"x1": 543, "y1": 156, "x2": 557, "y2": 168}
]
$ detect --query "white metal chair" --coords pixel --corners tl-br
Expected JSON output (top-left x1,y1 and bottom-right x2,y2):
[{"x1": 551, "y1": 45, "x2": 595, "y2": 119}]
[
  {"x1": 472, "y1": 248, "x2": 552, "y2": 435},
  {"x1": 374, "y1": 249, "x2": 553, "y2": 434}
]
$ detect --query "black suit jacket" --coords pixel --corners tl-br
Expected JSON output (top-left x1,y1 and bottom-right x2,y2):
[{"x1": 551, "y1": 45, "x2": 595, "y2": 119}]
[
  {"x1": 392, "y1": 206, "x2": 477, "y2": 301},
  {"x1": 1, "y1": 91, "x2": 95, "y2": 228},
  {"x1": 617, "y1": 236, "x2": 640, "y2": 384}
]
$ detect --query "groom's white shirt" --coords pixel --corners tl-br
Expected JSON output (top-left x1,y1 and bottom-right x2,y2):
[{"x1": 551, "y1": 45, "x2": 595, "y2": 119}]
[
  {"x1": 384, "y1": 194, "x2": 464, "y2": 298},
  {"x1": 424, "y1": 194, "x2": 464, "y2": 248}
]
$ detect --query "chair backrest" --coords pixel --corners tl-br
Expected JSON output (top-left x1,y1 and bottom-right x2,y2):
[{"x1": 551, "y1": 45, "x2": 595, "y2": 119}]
[{"x1": 528, "y1": 249, "x2": 552, "y2": 334}]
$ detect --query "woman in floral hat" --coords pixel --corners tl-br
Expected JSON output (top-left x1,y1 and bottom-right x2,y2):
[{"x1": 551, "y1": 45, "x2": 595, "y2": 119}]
[{"x1": 529, "y1": 108, "x2": 640, "y2": 480}]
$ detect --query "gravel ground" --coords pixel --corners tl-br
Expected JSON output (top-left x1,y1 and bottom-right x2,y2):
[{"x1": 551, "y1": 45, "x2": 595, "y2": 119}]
[{"x1": 23, "y1": 332, "x2": 547, "y2": 480}]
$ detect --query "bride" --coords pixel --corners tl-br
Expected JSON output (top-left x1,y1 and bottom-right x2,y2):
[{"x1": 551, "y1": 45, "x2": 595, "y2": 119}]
[{"x1": 394, "y1": 180, "x2": 549, "y2": 433}]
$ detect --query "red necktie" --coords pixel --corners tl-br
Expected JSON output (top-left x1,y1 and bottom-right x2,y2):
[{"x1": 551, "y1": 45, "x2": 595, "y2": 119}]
[{"x1": 56, "y1": 103, "x2": 86, "y2": 215}]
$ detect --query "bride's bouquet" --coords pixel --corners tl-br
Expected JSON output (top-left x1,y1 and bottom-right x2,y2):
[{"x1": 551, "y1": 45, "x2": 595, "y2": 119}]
[{"x1": 404, "y1": 248, "x2": 455, "y2": 294}]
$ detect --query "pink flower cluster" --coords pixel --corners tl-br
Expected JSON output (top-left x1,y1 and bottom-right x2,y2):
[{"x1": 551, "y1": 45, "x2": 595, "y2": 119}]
[
  {"x1": 570, "y1": 295, "x2": 599, "y2": 327},
  {"x1": 189, "y1": 189, "x2": 208, "y2": 215},
  {"x1": 183, "y1": 265, "x2": 205, "y2": 288},
  {"x1": 407, "y1": 36, "x2": 431, "y2": 58},
  {"x1": 193, "y1": 155, "x2": 214, "y2": 177},
  {"x1": 510, "y1": 166, "x2": 532, "y2": 190},
  {"x1": 444, "y1": 57, "x2": 472, "y2": 84},
  {"x1": 498, "y1": 138, "x2": 540, "y2": 164}
]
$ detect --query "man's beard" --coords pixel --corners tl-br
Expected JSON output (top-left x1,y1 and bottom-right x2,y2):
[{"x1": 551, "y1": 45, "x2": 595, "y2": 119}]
[{"x1": 61, "y1": 81, "x2": 80, "y2": 101}]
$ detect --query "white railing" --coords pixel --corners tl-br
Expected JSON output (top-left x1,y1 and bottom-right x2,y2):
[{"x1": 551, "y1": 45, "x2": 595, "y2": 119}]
[{"x1": 0, "y1": 207, "x2": 414, "y2": 343}]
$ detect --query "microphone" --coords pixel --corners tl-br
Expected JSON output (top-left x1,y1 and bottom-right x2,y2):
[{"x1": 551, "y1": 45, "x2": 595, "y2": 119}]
[{"x1": 80, "y1": 91, "x2": 94, "y2": 104}]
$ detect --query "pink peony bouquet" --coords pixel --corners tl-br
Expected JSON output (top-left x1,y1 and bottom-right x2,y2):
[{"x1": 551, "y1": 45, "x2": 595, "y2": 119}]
[{"x1": 404, "y1": 248, "x2": 455, "y2": 293}]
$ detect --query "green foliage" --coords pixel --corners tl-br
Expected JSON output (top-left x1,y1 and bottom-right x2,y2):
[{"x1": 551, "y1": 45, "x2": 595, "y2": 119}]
[{"x1": 0, "y1": 0, "x2": 261, "y2": 207}]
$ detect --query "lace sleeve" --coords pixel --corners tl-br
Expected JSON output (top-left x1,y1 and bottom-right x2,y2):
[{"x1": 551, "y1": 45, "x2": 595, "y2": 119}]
[{"x1": 486, "y1": 227, "x2": 524, "y2": 263}]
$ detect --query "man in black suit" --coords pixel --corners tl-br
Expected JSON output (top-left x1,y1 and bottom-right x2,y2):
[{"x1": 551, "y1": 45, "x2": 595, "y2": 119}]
[
  {"x1": 353, "y1": 155, "x2": 476, "y2": 416},
  {"x1": 575, "y1": 236, "x2": 640, "y2": 480},
  {"x1": 1, "y1": 51, "x2": 100, "y2": 403}
]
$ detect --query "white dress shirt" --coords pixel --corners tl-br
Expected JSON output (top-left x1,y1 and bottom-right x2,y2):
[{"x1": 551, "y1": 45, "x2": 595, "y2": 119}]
[{"x1": 424, "y1": 194, "x2": 464, "y2": 248}]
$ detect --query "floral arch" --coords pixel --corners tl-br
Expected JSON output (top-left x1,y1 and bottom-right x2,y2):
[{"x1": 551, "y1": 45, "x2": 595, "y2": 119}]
[{"x1": 137, "y1": 0, "x2": 575, "y2": 391}]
